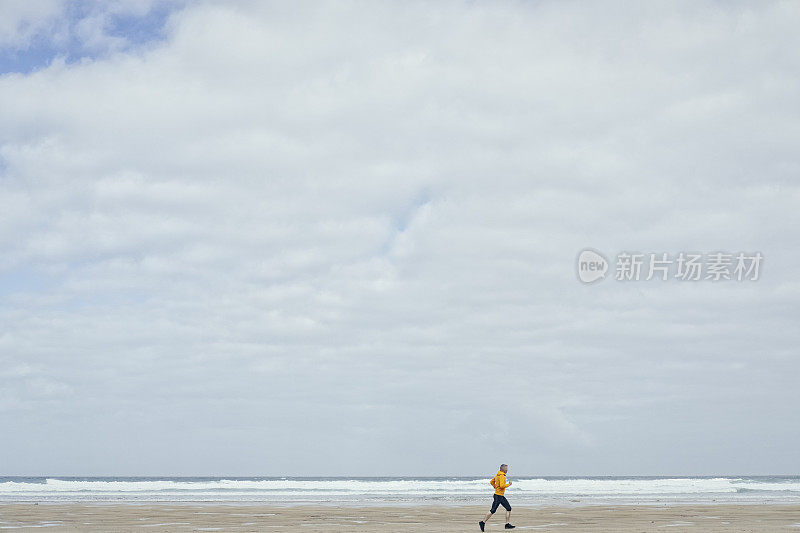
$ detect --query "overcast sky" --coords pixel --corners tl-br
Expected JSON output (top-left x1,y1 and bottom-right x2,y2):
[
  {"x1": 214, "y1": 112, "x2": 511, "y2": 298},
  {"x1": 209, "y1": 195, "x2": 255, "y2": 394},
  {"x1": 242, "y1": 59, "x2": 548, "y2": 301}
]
[{"x1": 1, "y1": 0, "x2": 798, "y2": 477}]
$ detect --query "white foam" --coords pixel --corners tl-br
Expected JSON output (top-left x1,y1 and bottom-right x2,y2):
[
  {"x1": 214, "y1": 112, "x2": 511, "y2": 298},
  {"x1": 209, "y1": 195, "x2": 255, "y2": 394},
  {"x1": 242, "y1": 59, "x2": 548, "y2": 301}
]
[{"x1": 0, "y1": 477, "x2": 798, "y2": 504}]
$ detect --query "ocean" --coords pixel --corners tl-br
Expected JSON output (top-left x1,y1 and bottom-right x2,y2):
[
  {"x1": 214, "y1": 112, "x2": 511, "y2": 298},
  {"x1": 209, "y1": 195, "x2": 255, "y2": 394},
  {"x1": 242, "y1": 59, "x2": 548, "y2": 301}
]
[{"x1": 1, "y1": 476, "x2": 799, "y2": 505}]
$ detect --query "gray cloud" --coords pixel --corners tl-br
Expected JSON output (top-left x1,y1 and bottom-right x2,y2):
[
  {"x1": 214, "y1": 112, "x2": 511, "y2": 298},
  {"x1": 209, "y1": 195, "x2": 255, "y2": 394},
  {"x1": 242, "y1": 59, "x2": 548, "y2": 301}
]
[{"x1": 0, "y1": 0, "x2": 798, "y2": 476}]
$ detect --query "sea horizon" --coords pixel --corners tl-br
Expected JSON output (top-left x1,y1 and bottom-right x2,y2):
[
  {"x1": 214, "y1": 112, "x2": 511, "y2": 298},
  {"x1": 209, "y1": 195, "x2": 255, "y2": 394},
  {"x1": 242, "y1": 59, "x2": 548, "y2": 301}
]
[{"x1": 3, "y1": 475, "x2": 799, "y2": 506}]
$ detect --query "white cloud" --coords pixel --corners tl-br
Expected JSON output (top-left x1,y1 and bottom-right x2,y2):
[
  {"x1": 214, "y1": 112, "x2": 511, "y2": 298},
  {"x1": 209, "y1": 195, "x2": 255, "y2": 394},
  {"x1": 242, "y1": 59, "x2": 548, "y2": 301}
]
[
  {"x1": 0, "y1": 0, "x2": 64, "y2": 49},
  {"x1": 0, "y1": 1, "x2": 799, "y2": 475}
]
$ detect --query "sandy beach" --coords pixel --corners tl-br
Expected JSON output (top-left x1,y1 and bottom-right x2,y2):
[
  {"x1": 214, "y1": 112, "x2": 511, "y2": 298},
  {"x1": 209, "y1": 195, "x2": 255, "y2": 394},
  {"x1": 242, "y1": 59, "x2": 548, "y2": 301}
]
[{"x1": 0, "y1": 503, "x2": 798, "y2": 531}]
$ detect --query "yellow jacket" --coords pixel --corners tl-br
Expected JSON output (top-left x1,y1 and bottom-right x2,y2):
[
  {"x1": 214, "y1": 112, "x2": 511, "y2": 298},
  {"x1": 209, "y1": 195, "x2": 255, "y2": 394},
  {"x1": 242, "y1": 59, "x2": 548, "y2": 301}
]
[{"x1": 490, "y1": 470, "x2": 512, "y2": 496}]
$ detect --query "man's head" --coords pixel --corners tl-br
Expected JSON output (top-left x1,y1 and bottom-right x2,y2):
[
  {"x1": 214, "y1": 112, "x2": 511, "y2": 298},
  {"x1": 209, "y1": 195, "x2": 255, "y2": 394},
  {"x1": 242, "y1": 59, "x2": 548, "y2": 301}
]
[{"x1": 500, "y1": 464, "x2": 508, "y2": 473}]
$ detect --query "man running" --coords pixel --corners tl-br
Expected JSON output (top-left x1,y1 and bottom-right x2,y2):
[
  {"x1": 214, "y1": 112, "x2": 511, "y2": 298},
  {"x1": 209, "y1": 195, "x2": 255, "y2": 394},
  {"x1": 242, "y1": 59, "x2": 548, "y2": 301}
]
[{"x1": 479, "y1": 463, "x2": 515, "y2": 530}]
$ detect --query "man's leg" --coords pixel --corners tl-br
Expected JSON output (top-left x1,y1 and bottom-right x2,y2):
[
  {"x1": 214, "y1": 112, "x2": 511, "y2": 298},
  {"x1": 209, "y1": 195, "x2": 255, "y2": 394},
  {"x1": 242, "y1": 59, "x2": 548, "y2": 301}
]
[
  {"x1": 502, "y1": 497, "x2": 514, "y2": 528},
  {"x1": 480, "y1": 496, "x2": 500, "y2": 529}
]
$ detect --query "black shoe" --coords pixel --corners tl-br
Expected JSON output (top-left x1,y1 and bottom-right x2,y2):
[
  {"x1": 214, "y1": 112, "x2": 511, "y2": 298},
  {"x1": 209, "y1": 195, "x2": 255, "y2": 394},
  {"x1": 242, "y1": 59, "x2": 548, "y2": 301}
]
[
  {"x1": 505, "y1": 524, "x2": 516, "y2": 529},
  {"x1": 478, "y1": 521, "x2": 485, "y2": 531}
]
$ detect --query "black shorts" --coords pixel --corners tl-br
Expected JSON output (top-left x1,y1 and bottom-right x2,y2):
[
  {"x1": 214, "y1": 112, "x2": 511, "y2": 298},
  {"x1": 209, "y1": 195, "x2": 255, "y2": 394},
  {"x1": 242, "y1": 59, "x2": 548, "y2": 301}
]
[{"x1": 490, "y1": 494, "x2": 511, "y2": 513}]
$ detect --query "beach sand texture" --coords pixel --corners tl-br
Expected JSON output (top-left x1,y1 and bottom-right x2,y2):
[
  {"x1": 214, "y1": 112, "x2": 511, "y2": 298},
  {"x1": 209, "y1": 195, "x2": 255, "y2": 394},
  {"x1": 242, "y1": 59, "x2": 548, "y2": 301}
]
[{"x1": 1, "y1": 504, "x2": 799, "y2": 531}]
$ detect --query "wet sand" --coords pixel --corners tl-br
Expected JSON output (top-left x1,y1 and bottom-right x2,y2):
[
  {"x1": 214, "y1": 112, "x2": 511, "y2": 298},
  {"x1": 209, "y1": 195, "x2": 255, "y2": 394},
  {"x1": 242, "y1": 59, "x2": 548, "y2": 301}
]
[{"x1": 0, "y1": 503, "x2": 798, "y2": 531}]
